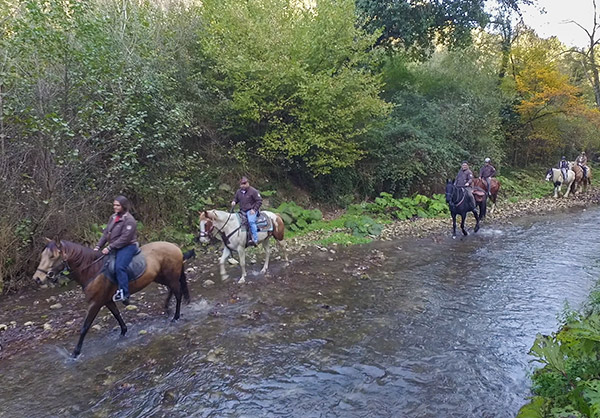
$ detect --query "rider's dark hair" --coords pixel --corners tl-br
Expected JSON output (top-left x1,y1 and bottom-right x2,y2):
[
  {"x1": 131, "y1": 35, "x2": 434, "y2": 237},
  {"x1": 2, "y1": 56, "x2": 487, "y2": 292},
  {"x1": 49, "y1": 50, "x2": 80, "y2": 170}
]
[{"x1": 114, "y1": 195, "x2": 130, "y2": 212}]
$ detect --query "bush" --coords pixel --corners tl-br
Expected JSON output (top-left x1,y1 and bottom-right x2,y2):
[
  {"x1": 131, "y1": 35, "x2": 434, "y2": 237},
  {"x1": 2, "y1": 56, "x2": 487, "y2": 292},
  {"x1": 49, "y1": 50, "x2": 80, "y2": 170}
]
[
  {"x1": 352, "y1": 192, "x2": 449, "y2": 220},
  {"x1": 273, "y1": 201, "x2": 323, "y2": 232}
]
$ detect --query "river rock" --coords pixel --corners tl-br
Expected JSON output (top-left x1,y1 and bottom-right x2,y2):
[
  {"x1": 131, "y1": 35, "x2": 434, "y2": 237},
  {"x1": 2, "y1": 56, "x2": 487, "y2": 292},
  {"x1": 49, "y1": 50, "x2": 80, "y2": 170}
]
[
  {"x1": 92, "y1": 324, "x2": 102, "y2": 331},
  {"x1": 203, "y1": 280, "x2": 215, "y2": 287},
  {"x1": 0, "y1": 324, "x2": 7, "y2": 331},
  {"x1": 50, "y1": 303, "x2": 62, "y2": 310},
  {"x1": 228, "y1": 258, "x2": 239, "y2": 265},
  {"x1": 24, "y1": 321, "x2": 34, "y2": 327},
  {"x1": 125, "y1": 304, "x2": 138, "y2": 311},
  {"x1": 43, "y1": 323, "x2": 53, "y2": 331},
  {"x1": 139, "y1": 330, "x2": 148, "y2": 335}
]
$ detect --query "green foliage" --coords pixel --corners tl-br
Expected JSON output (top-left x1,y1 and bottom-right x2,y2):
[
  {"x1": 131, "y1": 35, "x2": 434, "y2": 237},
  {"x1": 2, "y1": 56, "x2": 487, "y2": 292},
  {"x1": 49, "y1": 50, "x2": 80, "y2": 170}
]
[
  {"x1": 356, "y1": 0, "x2": 489, "y2": 58},
  {"x1": 344, "y1": 216, "x2": 383, "y2": 237},
  {"x1": 199, "y1": 0, "x2": 391, "y2": 175},
  {"x1": 273, "y1": 201, "x2": 323, "y2": 233},
  {"x1": 496, "y1": 168, "x2": 552, "y2": 200},
  {"x1": 520, "y1": 306, "x2": 600, "y2": 416},
  {"x1": 353, "y1": 192, "x2": 449, "y2": 220}
]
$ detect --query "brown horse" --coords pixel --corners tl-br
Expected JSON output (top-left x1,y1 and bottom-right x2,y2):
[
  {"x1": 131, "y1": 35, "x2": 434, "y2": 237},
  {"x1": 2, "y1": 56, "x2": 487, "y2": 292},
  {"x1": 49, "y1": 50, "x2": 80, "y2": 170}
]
[
  {"x1": 473, "y1": 177, "x2": 501, "y2": 214},
  {"x1": 33, "y1": 239, "x2": 191, "y2": 357},
  {"x1": 570, "y1": 163, "x2": 592, "y2": 195}
]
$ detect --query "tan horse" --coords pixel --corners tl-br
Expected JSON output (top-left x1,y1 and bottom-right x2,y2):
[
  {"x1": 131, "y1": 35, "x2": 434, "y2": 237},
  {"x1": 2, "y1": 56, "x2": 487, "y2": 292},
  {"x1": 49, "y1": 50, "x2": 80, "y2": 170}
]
[
  {"x1": 569, "y1": 162, "x2": 592, "y2": 194},
  {"x1": 198, "y1": 210, "x2": 288, "y2": 284},
  {"x1": 33, "y1": 239, "x2": 192, "y2": 357}
]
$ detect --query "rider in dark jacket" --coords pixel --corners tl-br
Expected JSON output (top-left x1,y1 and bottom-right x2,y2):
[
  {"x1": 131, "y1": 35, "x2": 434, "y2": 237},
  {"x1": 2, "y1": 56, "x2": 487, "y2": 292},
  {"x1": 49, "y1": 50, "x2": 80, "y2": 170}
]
[
  {"x1": 455, "y1": 161, "x2": 475, "y2": 207},
  {"x1": 231, "y1": 176, "x2": 262, "y2": 246},
  {"x1": 479, "y1": 158, "x2": 496, "y2": 197},
  {"x1": 559, "y1": 156, "x2": 569, "y2": 182},
  {"x1": 94, "y1": 195, "x2": 137, "y2": 304}
]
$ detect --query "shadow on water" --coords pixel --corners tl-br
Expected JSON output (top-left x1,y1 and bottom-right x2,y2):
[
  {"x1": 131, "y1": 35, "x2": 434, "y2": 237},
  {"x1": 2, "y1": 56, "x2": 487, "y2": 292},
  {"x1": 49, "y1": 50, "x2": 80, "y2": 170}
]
[{"x1": 2, "y1": 208, "x2": 600, "y2": 417}]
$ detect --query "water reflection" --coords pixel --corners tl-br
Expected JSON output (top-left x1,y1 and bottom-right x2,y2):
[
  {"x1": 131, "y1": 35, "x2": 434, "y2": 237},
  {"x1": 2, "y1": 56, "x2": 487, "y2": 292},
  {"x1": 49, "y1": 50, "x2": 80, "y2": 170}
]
[{"x1": 1, "y1": 208, "x2": 599, "y2": 417}]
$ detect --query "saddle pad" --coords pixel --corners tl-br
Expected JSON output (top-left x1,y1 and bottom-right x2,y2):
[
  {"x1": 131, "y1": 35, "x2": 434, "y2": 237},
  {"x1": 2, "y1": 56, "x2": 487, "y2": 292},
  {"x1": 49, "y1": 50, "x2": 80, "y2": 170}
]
[
  {"x1": 255, "y1": 214, "x2": 273, "y2": 232},
  {"x1": 238, "y1": 213, "x2": 274, "y2": 232},
  {"x1": 102, "y1": 249, "x2": 147, "y2": 284}
]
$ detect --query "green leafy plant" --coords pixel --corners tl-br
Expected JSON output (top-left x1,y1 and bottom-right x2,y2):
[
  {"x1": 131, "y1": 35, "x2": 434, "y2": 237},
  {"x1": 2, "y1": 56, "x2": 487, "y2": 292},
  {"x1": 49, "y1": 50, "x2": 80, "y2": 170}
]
[{"x1": 273, "y1": 201, "x2": 323, "y2": 232}]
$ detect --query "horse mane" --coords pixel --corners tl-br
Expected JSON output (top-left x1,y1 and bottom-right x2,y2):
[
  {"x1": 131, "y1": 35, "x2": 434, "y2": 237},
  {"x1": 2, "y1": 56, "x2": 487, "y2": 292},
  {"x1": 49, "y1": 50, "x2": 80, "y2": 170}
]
[{"x1": 56, "y1": 240, "x2": 104, "y2": 280}]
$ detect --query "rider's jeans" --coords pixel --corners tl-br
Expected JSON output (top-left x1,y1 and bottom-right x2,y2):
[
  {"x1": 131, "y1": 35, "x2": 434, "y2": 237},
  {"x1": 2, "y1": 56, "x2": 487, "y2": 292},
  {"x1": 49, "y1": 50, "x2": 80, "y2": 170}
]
[
  {"x1": 115, "y1": 244, "x2": 137, "y2": 298},
  {"x1": 246, "y1": 210, "x2": 259, "y2": 242}
]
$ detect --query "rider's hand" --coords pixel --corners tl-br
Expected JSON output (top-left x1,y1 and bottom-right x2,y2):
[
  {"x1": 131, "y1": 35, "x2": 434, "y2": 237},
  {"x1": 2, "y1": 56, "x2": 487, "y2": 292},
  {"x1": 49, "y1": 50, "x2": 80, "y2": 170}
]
[
  {"x1": 231, "y1": 201, "x2": 236, "y2": 207},
  {"x1": 101, "y1": 248, "x2": 110, "y2": 255},
  {"x1": 250, "y1": 209, "x2": 255, "y2": 215},
  {"x1": 93, "y1": 246, "x2": 99, "y2": 252}
]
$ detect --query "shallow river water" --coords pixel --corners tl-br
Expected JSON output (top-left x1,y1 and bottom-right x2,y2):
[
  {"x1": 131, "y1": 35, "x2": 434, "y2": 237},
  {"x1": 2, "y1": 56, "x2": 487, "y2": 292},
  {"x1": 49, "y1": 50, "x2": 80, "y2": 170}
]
[{"x1": 2, "y1": 208, "x2": 600, "y2": 417}]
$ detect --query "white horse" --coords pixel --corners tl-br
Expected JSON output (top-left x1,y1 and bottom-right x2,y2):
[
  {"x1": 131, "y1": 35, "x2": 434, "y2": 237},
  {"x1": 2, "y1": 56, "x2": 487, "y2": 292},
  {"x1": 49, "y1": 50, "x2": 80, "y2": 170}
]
[
  {"x1": 198, "y1": 210, "x2": 288, "y2": 284},
  {"x1": 545, "y1": 167, "x2": 575, "y2": 198}
]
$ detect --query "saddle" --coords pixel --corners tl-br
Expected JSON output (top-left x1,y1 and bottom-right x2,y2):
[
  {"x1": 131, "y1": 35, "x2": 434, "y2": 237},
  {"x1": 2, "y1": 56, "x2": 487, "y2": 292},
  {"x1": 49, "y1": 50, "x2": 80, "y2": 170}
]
[
  {"x1": 238, "y1": 212, "x2": 274, "y2": 246},
  {"x1": 102, "y1": 246, "x2": 146, "y2": 284},
  {"x1": 472, "y1": 187, "x2": 486, "y2": 203}
]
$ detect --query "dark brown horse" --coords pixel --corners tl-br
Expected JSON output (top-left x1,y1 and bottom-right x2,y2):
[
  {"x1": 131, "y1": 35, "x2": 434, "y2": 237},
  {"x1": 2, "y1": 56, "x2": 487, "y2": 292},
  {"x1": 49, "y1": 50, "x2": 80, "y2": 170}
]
[
  {"x1": 33, "y1": 239, "x2": 191, "y2": 357},
  {"x1": 473, "y1": 177, "x2": 501, "y2": 215}
]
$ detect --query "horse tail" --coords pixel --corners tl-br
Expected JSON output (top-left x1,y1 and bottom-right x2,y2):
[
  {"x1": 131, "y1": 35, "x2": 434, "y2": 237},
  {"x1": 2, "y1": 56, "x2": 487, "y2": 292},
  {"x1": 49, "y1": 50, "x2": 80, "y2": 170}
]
[
  {"x1": 179, "y1": 267, "x2": 190, "y2": 304},
  {"x1": 273, "y1": 214, "x2": 285, "y2": 241}
]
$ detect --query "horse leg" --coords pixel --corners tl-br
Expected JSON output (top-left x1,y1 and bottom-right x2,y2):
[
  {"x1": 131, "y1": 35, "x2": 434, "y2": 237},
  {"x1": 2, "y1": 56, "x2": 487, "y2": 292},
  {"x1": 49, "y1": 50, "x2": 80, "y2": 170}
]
[
  {"x1": 105, "y1": 300, "x2": 127, "y2": 336},
  {"x1": 564, "y1": 182, "x2": 571, "y2": 198},
  {"x1": 219, "y1": 246, "x2": 232, "y2": 281},
  {"x1": 460, "y1": 214, "x2": 468, "y2": 236},
  {"x1": 260, "y1": 239, "x2": 271, "y2": 274},
  {"x1": 452, "y1": 213, "x2": 457, "y2": 237},
  {"x1": 164, "y1": 290, "x2": 173, "y2": 314},
  {"x1": 238, "y1": 247, "x2": 247, "y2": 284},
  {"x1": 73, "y1": 301, "x2": 103, "y2": 357},
  {"x1": 172, "y1": 285, "x2": 182, "y2": 321},
  {"x1": 473, "y1": 209, "x2": 480, "y2": 232}
]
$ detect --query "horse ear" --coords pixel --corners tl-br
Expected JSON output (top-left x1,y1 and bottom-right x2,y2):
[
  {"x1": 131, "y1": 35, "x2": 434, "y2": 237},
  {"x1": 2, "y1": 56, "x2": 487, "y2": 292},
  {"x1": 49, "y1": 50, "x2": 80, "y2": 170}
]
[{"x1": 45, "y1": 237, "x2": 52, "y2": 243}]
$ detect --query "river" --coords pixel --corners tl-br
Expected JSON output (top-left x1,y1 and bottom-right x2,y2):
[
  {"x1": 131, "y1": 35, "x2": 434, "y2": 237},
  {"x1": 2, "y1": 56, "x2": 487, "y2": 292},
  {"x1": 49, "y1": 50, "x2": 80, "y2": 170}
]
[{"x1": 1, "y1": 207, "x2": 599, "y2": 417}]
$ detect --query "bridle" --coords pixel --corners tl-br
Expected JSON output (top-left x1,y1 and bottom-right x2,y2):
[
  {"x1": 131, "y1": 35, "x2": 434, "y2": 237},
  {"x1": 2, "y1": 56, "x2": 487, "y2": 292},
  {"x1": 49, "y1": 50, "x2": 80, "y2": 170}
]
[
  {"x1": 199, "y1": 211, "x2": 236, "y2": 241},
  {"x1": 36, "y1": 247, "x2": 105, "y2": 283}
]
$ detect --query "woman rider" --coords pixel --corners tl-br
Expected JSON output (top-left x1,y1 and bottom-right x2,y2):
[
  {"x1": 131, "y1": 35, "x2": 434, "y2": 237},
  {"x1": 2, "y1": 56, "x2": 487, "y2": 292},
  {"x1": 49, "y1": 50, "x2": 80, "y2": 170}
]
[{"x1": 94, "y1": 195, "x2": 138, "y2": 304}]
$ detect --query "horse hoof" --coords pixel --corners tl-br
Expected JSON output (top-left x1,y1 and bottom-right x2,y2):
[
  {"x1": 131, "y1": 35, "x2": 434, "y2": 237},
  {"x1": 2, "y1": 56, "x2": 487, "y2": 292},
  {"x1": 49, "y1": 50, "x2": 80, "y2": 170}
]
[
  {"x1": 237, "y1": 278, "x2": 246, "y2": 284},
  {"x1": 260, "y1": 268, "x2": 267, "y2": 274}
]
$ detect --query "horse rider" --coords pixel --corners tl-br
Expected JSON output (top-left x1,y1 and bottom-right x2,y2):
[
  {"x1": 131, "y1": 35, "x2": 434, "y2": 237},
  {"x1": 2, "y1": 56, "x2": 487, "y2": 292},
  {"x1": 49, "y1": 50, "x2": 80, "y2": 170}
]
[
  {"x1": 455, "y1": 161, "x2": 475, "y2": 207},
  {"x1": 231, "y1": 176, "x2": 262, "y2": 246},
  {"x1": 479, "y1": 157, "x2": 496, "y2": 197},
  {"x1": 576, "y1": 151, "x2": 588, "y2": 178},
  {"x1": 559, "y1": 156, "x2": 569, "y2": 182},
  {"x1": 94, "y1": 195, "x2": 138, "y2": 305}
]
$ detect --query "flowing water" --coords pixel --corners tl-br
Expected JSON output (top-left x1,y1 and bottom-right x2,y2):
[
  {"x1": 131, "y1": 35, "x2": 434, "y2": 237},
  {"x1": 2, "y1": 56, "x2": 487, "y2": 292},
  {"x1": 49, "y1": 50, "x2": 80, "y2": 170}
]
[{"x1": 2, "y1": 208, "x2": 600, "y2": 417}]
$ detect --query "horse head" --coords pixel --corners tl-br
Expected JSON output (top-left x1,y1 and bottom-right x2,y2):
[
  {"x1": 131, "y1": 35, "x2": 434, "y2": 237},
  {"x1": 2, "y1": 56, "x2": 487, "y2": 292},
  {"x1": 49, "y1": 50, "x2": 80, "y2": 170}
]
[
  {"x1": 197, "y1": 210, "x2": 215, "y2": 244},
  {"x1": 545, "y1": 168, "x2": 554, "y2": 182},
  {"x1": 445, "y1": 179, "x2": 455, "y2": 204},
  {"x1": 33, "y1": 239, "x2": 66, "y2": 285}
]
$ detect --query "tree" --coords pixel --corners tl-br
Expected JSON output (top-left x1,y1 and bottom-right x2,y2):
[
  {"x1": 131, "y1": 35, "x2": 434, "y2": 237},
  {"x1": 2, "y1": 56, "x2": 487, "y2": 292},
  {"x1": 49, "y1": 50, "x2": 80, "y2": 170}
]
[
  {"x1": 199, "y1": 0, "x2": 391, "y2": 176},
  {"x1": 566, "y1": 0, "x2": 600, "y2": 108},
  {"x1": 355, "y1": 0, "x2": 532, "y2": 59}
]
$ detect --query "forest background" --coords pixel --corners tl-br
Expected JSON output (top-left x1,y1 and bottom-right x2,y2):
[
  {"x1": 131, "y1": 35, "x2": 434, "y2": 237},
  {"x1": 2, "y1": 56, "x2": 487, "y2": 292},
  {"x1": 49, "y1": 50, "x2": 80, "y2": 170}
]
[{"x1": 2, "y1": 0, "x2": 600, "y2": 291}]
